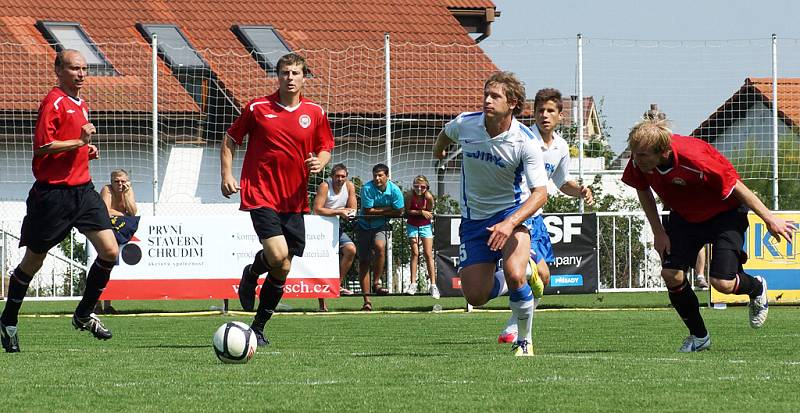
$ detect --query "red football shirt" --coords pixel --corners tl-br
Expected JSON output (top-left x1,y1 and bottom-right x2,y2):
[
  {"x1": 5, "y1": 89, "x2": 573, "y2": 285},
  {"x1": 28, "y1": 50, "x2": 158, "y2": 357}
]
[
  {"x1": 227, "y1": 92, "x2": 335, "y2": 213},
  {"x1": 622, "y1": 134, "x2": 741, "y2": 223},
  {"x1": 32, "y1": 87, "x2": 92, "y2": 186}
]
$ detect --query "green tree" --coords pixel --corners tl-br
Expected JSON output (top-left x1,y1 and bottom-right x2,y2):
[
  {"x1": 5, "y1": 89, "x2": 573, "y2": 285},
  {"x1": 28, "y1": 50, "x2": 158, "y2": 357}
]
[{"x1": 556, "y1": 98, "x2": 616, "y2": 168}]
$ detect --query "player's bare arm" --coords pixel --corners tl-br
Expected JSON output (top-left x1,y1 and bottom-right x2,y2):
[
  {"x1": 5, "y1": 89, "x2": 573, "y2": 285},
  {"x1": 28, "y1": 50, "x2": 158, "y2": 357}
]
[
  {"x1": 637, "y1": 189, "x2": 670, "y2": 257},
  {"x1": 219, "y1": 134, "x2": 240, "y2": 198},
  {"x1": 487, "y1": 186, "x2": 548, "y2": 251},
  {"x1": 305, "y1": 151, "x2": 331, "y2": 174},
  {"x1": 560, "y1": 180, "x2": 594, "y2": 206},
  {"x1": 732, "y1": 180, "x2": 794, "y2": 243},
  {"x1": 433, "y1": 130, "x2": 450, "y2": 159},
  {"x1": 33, "y1": 123, "x2": 96, "y2": 156}
]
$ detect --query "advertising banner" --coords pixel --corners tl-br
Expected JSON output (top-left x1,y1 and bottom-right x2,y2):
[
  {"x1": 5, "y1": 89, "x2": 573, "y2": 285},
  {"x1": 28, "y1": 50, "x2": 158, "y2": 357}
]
[
  {"x1": 97, "y1": 215, "x2": 340, "y2": 300},
  {"x1": 711, "y1": 212, "x2": 800, "y2": 304},
  {"x1": 433, "y1": 213, "x2": 598, "y2": 297}
]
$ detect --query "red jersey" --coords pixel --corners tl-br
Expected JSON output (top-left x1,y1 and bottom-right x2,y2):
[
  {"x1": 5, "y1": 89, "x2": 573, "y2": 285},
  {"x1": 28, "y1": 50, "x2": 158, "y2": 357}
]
[
  {"x1": 32, "y1": 87, "x2": 92, "y2": 186},
  {"x1": 227, "y1": 92, "x2": 335, "y2": 212},
  {"x1": 407, "y1": 194, "x2": 431, "y2": 227},
  {"x1": 622, "y1": 134, "x2": 740, "y2": 223}
]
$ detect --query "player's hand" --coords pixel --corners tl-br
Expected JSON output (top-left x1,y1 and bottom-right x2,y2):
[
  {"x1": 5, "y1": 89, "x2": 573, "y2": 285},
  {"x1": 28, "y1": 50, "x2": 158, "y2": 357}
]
[
  {"x1": 80, "y1": 123, "x2": 96, "y2": 144},
  {"x1": 581, "y1": 186, "x2": 594, "y2": 206},
  {"x1": 486, "y1": 220, "x2": 515, "y2": 251},
  {"x1": 87, "y1": 144, "x2": 99, "y2": 160},
  {"x1": 306, "y1": 152, "x2": 322, "y2": 174},
  {"x1": 765, "y1": 216, "x2": 795, "y2": 244},
  {"x1": 434, "y1": 149, "x2": 446, "y2": 160},
  {"x1": 653, "y1": 229, "x2": 670, "y2": 260},
  {"x1": 221, "y1": 175, "x2": 240, "y2": 198},
  {"x1": 421, "y1": 210, "x2": 433, "y2": 220}
]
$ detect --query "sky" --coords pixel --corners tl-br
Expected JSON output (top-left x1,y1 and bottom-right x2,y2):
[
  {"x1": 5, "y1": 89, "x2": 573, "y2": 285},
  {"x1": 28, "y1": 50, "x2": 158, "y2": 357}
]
[{"x1": 480, "y1": 0, "x2": 800, "y2": 155}]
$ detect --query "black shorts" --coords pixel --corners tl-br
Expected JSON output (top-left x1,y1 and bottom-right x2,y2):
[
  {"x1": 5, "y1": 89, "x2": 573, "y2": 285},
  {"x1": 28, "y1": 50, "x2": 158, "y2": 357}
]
[
  {"x1": 662, "y1": 208, "x2": 748, "y2": 280},
  {"x1": 249, "y1": 208, "x2": 306, "y2": 257},
  {"x1": 19, "y1": 181, "x2": 111, "y2": 254}
]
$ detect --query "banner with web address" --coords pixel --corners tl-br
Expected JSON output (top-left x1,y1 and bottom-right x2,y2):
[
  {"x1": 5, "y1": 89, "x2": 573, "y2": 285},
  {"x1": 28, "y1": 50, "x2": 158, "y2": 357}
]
[{"x1": 92, "y1": 215, "x2": 340, "y2": 300}]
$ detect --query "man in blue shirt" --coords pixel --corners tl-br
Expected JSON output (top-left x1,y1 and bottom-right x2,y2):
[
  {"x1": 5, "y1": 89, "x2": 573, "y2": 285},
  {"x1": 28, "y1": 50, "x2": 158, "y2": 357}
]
[{"x1": 356, "y1": 163, "x2": 404, "y2": 311}]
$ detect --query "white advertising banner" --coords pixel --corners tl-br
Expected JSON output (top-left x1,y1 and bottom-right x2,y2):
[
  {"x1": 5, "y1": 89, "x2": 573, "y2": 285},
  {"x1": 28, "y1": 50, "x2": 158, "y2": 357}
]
[{"x1": 99, "y1": 215, "x2": 340, "y2": 300}]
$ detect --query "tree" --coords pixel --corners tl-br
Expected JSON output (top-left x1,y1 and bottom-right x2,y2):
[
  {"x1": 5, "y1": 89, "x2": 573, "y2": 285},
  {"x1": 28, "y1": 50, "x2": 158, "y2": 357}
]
[{"x1": 556, "y1": 97, "x2": 616, "y2": 168}]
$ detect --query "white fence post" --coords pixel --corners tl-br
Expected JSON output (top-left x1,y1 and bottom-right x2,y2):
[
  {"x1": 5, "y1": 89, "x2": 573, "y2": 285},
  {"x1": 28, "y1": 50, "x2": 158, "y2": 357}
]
[
  {"x1": 771, "y1": 33, "x2": 779, "y2": 210},
  {"x1": 384, "y1": 32, "x2": 394, "y2": 292},
  {"x1": 152, "y1": 33, "x2": 160, "y2": 216}
]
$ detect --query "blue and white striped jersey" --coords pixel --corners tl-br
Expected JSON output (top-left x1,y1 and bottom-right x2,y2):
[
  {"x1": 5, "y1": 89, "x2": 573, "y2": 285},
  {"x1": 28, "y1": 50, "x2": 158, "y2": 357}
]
[{"x1": 444, "y1": 111, "x2": 548, "y2": 220}]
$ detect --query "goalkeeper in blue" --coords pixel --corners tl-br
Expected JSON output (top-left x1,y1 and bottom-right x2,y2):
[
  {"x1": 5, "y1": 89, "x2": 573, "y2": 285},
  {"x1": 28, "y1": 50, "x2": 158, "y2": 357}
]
[{"x1": 433, "y1": 71, "x2": 548, "y2": 356}]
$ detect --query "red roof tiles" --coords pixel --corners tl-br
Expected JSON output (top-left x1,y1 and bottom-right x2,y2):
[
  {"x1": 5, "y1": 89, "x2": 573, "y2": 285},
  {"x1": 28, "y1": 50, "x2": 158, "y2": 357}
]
[
  {"x1": 693, "y1": 77, "x2": 800, "y2": 139},
  {"x1": 0, "y1": 0, "x2": 497, "y2": 116}
]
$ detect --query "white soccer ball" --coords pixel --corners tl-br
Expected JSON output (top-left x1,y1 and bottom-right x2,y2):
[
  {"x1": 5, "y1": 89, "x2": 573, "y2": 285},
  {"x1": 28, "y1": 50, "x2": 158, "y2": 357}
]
[{"x1": 212, "y1": 321, "x2": 257, "y2": 364}]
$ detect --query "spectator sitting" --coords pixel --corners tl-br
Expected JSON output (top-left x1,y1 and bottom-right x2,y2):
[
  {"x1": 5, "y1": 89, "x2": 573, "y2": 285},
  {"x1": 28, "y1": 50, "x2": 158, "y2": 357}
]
[{"x1": 96, "y1": 169, "x2": 139, "y2": 314}]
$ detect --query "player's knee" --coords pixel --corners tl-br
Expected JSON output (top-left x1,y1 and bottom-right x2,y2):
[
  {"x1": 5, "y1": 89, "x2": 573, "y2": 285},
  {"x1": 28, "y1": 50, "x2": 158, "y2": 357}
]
[
  {"x1": 709, "y1": 276, "x2": 735, "y2": 293},
  {"x1": 661, "y1": 268, "x2": 684, "y2": 288},
  {"x1": 463, "y1": 290, "x2": 489, "y2": 306},
  {"x1": 97, "y1": 244, "x2": 119, "y2": 262},
  {"x1": 20, "y1": 253, "x2": 46, "y2": 275}
]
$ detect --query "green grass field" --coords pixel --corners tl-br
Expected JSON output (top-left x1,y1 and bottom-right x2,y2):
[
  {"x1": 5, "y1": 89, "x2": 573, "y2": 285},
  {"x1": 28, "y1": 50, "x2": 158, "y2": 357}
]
[{"x1": 2, "y1": 294, "x2": 799, "y2": 412}]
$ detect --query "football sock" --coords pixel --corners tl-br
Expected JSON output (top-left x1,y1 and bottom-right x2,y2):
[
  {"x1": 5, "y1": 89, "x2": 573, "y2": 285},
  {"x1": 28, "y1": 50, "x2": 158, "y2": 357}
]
[
  {"x1": 75, "y1": 258, "x2": 115, "y2": 318},
  {"x1": 253, "y1": 274, "x2": 285, "y2": 329},
  {"x1": 501, "y1": 313, "x2": 517, "y2": 335},
  {"x1": 488, "y1": 269, "x2": 508, "y2": 300},
  {"x1": 668, "y1": 279, "x2": 707, "y2": 338},
  {"x1": 250, "y1": 251, "x2": 270, "y2": 276},
  {"x1": 509, "y1": 284, "x2": 534, "y2": 342},
  {"x1": 732, "y1": 272, "x2": 763, "y2": 298},
  {"x1": 1, "y1": 267, "x2": 33, "y2": 326}
]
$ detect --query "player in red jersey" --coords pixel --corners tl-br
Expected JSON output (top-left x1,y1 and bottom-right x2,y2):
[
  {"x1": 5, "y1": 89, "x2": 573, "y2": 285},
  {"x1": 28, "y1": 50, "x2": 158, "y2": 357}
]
[
  {"x1": 622, "y1": 118, "x2": 794, "y2": 352},
  {"x1": 220, "y1": 53, "x2": 334, "y2": 346},
  {"x1": 1, "y1": 50, "x2": 119, "y2": 353}
]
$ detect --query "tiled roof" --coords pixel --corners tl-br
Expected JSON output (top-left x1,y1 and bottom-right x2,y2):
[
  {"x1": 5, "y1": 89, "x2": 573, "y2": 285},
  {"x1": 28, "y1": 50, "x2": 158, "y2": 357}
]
[
  {"x1": 0, "y1": 0, "x2": 498, "y2": 115},
  {"x1": 561, "y1": 96, "x2": 595, "y2": 128},
  {"x1": 446, "y1": 0, "x2": 496, "y2": 8},
  {"x1": 692, "y1": 77, "x2": 800, "y2": 139}
]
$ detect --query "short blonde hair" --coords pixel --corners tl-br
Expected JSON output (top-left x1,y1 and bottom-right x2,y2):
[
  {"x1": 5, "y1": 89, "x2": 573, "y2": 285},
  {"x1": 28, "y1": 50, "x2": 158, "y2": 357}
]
[
  {"x1": 413, "y1": 175, "x2": 430, "y2": 188},
  {"x1": 628, "y1": 118, "x2": 673, "y2": 154}
]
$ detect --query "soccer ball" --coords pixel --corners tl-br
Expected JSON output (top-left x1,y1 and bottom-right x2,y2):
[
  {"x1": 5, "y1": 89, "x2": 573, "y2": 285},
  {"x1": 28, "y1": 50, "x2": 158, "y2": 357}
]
[{"x1": 212, "y1": 321, "x2": 257, "y2": 364}]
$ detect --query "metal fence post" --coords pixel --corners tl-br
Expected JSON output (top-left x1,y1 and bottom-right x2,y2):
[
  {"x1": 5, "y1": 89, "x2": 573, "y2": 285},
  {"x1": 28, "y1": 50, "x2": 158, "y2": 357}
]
[{"x1": 771, "y1": 33, "x2": 779, "y2": 210}]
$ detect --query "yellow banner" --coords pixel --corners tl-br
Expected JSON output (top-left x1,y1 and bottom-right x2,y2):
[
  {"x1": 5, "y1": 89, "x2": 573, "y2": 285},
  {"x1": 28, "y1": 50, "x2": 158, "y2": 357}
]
[{"x1": 711, "y1": 212, "x2": 800, "y2": 304}]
